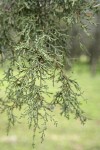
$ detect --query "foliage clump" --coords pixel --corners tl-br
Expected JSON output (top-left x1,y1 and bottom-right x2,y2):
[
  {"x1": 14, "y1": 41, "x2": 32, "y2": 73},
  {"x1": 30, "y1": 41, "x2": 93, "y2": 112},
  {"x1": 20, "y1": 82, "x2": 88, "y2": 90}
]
[{"x1": 0, "y1": 0, "x2": 98, "y2": 147}]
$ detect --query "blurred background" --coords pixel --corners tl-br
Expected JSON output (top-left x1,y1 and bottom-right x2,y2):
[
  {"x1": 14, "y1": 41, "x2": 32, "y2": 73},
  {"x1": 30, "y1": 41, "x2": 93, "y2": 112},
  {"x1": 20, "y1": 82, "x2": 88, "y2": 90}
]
[{"x1": 0, "y1": 8, "x2": 100, "y2": 150}]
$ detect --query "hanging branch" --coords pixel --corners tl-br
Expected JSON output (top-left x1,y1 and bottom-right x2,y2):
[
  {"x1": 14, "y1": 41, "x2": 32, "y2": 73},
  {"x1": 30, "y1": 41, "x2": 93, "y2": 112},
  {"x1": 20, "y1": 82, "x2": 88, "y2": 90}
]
[{"x1": 0, "y1": 0, "x2": 97, "y2": 147}]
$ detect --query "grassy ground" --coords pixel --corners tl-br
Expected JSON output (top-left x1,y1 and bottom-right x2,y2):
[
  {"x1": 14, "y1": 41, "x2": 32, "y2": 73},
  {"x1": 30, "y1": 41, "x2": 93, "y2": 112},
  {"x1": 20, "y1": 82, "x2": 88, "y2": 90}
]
[{"x1": 0, "y1": 65, "x2": 100, "y2": 150}]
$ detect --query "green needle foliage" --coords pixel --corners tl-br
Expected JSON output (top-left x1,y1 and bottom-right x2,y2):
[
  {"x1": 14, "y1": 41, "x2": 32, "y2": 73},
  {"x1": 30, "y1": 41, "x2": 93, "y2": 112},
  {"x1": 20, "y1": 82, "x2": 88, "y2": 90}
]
[{"x1": 0, "y1": 0, "x2": 98, "y2": 147}]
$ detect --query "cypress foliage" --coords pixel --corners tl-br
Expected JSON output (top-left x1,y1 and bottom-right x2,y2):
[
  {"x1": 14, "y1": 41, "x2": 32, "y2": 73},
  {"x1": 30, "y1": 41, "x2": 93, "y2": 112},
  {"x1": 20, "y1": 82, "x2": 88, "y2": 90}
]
[{"x1": 0, "y1": 0, "x2": 98, "y2": 147}]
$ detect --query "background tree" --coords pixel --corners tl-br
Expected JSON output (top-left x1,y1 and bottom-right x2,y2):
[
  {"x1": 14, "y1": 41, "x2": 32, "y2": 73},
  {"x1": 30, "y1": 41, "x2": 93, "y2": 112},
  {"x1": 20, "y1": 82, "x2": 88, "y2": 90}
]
[
  {"x1": 66, "y1": 3, "x2": 100, "y2": 74},
  {"x1": 0, "y1": 0, "x2": 98, "y2": 147}
]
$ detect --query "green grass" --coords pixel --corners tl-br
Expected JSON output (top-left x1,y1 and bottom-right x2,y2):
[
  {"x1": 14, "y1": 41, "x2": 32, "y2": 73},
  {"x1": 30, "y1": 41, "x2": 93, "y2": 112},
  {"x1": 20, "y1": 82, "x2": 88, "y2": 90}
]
[{"x1": 0, "y1": 65, "x2": 100, "y2": 150}]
